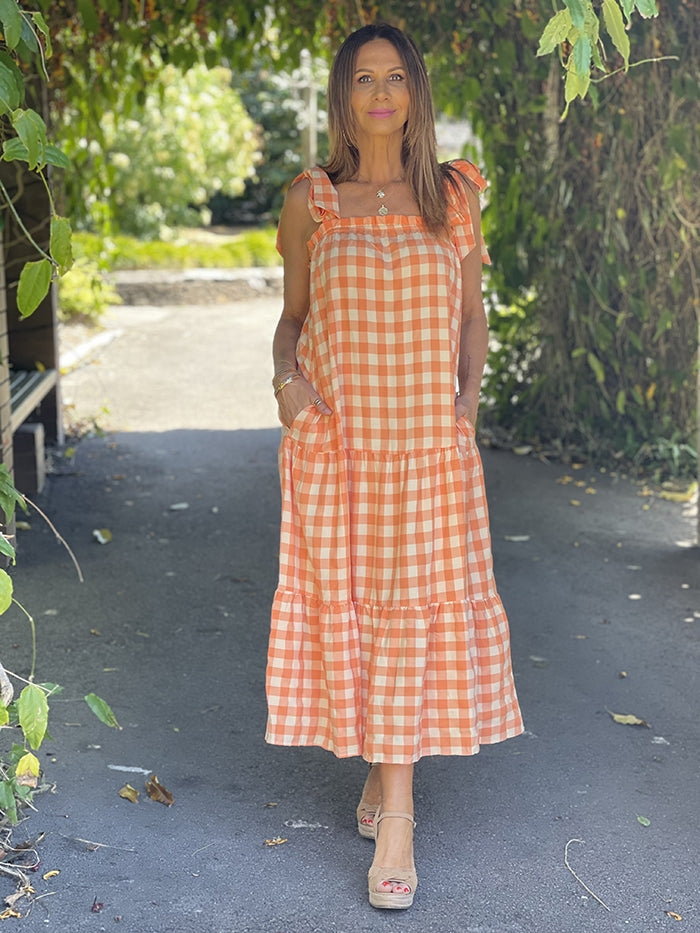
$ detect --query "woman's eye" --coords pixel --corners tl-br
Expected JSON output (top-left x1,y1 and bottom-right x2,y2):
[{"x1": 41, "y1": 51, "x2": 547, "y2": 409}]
[{"x1": 355, "y1": 73, "x2": 404, "y2": 84}]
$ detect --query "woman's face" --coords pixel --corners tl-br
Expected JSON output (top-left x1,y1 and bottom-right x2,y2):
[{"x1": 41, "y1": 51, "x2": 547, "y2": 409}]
[{"x1": 350, "y1": 39, "x2": 410, "y2": 143}]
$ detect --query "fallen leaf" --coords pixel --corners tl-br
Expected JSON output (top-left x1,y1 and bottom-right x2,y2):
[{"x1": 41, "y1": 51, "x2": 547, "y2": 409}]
[
  {"x1": 264, "y1": 837, "x2": 288, "y2": 847},
  {"x1": 15, "y1": 752, "x2": 40, "y2": 788},
  {"x1": 570, "y1": 499, "x2": 581, "y2": 507},
  {"x1": 145, "y1": 774, "x2": 174, "y2": 806},
  {"x1": 15, "y1": 520, "x2": 31, "y2": 531},
  {"x1": 92, "y1": 528, "x2": 112, "y2": 544},
  {"x1": 64, "y1": 446, "x2": 76, "y2": 459},
  {"x1": 619, "y1": 671, "x2": 628, "y2": 678},
  {"x1": 512, "y1": 445, "x2": 532, "y2": 455},
  {"x1": 85, "y1": 693, "x2": 121, "y2": 730},
  {"x1": 585, "y1": 487, "x2": 597, "y2": 495},
  {"x1": 659, "y1": 481, "x2": 697, "y2": 503},
  {"x1": 118, "y1": 783, "x2": 139, "y2": 803},
  {"x1": 263, "y1": 802, "x2": 278, "y2": 808},
  {"x1": 0, "y1": 908, "x2": 22, "y2": 919},
  {"x1": 666, "y1": 911, "x2": 683, "y2": 921},
  {"x1": 169, "y1": 502, "x2": 189, "y2": 511},
  {"x1": 3, "y1": 888, "x2": 33, "y2": 910},
  {"x1": 636, "y1": 815, "x2": 651, "y2": 827},
  {"x1": 42, "y1": 870, "x2": 60, "y2": 880},
  {"x1": 504, "y1": 535, "x2": 531, "y2": 542},
  {"x1": 607, "y1": 709, "x2": 650, "y2": 728},
  {"x1": 91, "y1": 899, "x2": 104, "y2": 913}
]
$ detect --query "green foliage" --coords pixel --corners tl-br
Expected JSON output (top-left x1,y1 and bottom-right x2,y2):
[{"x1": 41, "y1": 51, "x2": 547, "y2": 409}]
[
  {"x1": 0, "y1": 462, "x2": 27, "y2": 526},
  {"x1": 0, "y1": 567, "x2": 12, "y2": 613},
  {"x1": 72, "y1": 228, "x2": 280, "y2": 271},
  {"x1": 536, "y1": 0, "x2": 663, "y2": 117},
  {"x1": 57, "y1": 256, "x2": 121, "y2": 323},
  {"x1": 57, "y1": 59, "x2": 260, "y2": 237},
  {"x1": 510, "y1": 3, "x2": 698, "y2": 477},
  {"x1": 0, "y1": 0, "x2": 73, "y2": 316},
  {"x1": 211, "y1": 65, "x2": 329, "y2": 225},
  {"x1": 17, "y1": 684, "x2": 49, "y2": 750},
  {"x1": 84, "y1": 692, "x2": 121, "y2": 729},
  {"x1": 16, "y1": 258, "x2": 52, "y2": 317}
]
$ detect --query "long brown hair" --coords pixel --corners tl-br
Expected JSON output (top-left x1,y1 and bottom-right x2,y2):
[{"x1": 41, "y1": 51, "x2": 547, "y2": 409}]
[{"x1": 323, "y1": 23, "x2": 464, "y2": 235}]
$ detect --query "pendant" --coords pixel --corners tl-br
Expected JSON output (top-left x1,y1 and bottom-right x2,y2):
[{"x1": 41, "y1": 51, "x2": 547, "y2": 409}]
[{"x1": 376, "y1": 187, "x2": 388, "y2": 215}]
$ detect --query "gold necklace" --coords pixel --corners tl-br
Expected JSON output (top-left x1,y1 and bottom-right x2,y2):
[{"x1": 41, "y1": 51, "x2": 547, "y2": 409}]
[
  {"x1": 356, "y1": 176, "x2": 404, "y2": 215},
  {"x1": 376, "y1": 185, "x2": 391, "y2": 215}
]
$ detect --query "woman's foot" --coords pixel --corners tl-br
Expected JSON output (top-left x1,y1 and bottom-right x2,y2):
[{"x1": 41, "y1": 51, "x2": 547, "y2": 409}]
[
  {"x1": 356, "y1": 763, "x2": 381, "y2": 838},
  {"x1": 368, "y1": 808, "x2": 417, "y2": 909}
]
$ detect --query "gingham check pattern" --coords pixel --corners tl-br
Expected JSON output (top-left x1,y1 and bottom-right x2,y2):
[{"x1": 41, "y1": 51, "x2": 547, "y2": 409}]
[{"x1": 266, "y1": 162, "x2": 523, "y2": 763}]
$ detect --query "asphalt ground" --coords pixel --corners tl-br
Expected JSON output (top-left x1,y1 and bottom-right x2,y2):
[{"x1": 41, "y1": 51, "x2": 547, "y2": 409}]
[{"x1": 2, "y1": 294, "x2": 698, "y2": 933}]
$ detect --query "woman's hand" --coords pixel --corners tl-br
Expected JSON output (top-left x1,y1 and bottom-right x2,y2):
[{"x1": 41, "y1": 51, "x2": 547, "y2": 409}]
[
  {"x1": 454, "y1": 392, "x2": 478, "y2": 427},
  {"x1": 276, "y1": 373, "x2": 333, "y2": 428}
]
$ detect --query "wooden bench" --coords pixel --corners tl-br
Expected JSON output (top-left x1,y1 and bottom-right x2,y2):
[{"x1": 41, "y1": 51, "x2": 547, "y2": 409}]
[{"x1": 10, "y1": 369, "x2": 58, "y2": 431}]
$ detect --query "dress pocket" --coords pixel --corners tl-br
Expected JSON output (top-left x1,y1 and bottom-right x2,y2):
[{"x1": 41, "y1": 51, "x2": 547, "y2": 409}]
[
  {"x1": 285, "y1": 404, "x2": 333, "y2": 450},
  {"x1": 455, "y1": 414, "x2": 476, "y2": 447}
]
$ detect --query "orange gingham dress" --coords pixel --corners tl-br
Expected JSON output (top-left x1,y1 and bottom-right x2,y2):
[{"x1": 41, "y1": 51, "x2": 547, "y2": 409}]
[{"x1": 266, "y1": 160, "x2": 523, "y2": 764}]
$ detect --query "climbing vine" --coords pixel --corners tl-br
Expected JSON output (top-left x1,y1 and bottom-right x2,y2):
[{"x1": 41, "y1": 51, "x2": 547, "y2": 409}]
[
  {"x1": 0, "y1": 2, "x2": 73, "y2": 316},
  {"x1": 6, "y1": 2, "x2": 695, "y2": 481}
]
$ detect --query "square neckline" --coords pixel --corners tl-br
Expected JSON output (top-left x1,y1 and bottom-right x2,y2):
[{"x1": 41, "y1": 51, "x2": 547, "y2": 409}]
[{"x1": 320, "y1": 169, "x2": 423, "y2": 220}]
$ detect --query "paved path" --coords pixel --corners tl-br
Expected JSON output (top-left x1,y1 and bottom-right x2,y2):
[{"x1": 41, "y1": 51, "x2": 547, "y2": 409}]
[{"x1": 5, "y1": 297, "x2": 698, "y2": 933}]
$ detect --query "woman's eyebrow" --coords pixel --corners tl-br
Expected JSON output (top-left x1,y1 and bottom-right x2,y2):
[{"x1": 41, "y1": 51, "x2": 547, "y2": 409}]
[{"x1": 353, "y1": 65, "x2": 405, "y2": 75}]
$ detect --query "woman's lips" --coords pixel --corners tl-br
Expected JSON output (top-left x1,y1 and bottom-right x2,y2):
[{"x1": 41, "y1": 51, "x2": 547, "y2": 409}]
[{"x1": 368, "y1": 109, "x2": 396, "y2": 118}]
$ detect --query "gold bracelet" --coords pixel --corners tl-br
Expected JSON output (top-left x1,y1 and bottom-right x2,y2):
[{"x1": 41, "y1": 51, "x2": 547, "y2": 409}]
[
  {"x1": 272, "y1": 370, "x2": 296, "y2": 387},
  {"x1": 273, "y1": 373, "x2": 298, "y2": 397},
  {"x1": 273, "y1": 361, "x2": 297, "y2": 381}
]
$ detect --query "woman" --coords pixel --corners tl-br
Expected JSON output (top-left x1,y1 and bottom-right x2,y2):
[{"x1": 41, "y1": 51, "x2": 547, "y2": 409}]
[{"x1": 266, "y1": 23, "x2": 523, "y2": 909}]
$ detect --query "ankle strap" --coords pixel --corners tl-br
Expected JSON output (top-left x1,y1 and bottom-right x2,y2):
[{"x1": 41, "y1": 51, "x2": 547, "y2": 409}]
[{"x1": 375, "y1": 810, "x2": 416, "y2": 827}]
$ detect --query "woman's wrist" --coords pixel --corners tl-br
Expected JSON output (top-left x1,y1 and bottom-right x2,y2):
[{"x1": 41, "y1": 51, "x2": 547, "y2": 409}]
[
  {"x1": 273, "y1": 371, "x2": 300, "y2": 397},
  {"x1": 273, "y1": 360, "x2": 299, "y2": 385}
]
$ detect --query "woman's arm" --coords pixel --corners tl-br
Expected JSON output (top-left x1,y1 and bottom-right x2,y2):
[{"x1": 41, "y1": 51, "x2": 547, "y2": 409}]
[
  {"x1": 455, "y1": 182, "x2": 488, "y2": 426},
  {"x1": 272, "y1": 178, "x2": 333, "y2": 426}
]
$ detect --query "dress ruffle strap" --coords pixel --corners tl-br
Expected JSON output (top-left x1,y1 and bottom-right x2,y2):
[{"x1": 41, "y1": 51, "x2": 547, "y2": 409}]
[
  {"x1": 446, "y1": 159, "x2": 491, "y2": 264},
  {"x1": 301, "y1": 167, "x2": 340, "y2": 222},
  {"x1": 277, "y1": 168, "x2": 340, "y2": 254}
]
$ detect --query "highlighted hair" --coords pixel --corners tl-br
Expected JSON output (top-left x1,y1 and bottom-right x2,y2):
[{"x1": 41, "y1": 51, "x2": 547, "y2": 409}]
[{"x1": 323, "y1": 23, "x2": 468, "y2": 235}]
